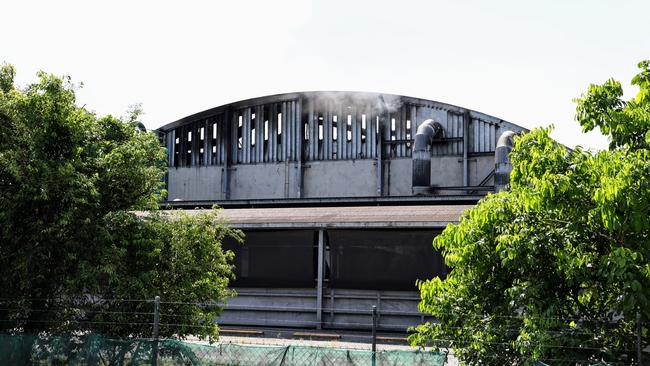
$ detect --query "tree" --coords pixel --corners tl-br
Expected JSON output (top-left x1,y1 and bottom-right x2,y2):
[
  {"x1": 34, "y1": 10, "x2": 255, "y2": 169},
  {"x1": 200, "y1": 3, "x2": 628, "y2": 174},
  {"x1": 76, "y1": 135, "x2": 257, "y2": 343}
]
[
  {"x1": 411, "y1": 61, "x2": 650, "y2": 365},
  {"x1": 0, "y1": 64, "x2": 239, "y2": 341}
]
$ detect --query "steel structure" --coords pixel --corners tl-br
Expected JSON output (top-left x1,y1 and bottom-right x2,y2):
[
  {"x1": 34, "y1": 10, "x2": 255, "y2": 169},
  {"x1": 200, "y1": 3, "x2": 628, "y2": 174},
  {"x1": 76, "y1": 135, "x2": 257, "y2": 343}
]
[{"x1": 156, "y1": 91, "x2": 526, "y2": 335}]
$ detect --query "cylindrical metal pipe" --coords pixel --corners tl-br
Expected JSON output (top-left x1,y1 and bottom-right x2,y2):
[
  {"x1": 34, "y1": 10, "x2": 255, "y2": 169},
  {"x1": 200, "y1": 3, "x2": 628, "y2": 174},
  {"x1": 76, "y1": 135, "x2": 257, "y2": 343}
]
[
  {"x1": 412, "y1": 119, "x2": 442, "y2": 195},
  {"x1": 494, "y1": 130, "x2": 516, "y2": 192}
]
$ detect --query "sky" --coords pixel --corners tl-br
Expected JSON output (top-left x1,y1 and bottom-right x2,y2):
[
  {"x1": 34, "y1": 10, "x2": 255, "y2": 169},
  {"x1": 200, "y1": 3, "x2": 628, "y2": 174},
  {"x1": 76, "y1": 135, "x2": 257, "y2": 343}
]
[{"x1": 3, "y1": 0, "x2": 649, "y2": 150}]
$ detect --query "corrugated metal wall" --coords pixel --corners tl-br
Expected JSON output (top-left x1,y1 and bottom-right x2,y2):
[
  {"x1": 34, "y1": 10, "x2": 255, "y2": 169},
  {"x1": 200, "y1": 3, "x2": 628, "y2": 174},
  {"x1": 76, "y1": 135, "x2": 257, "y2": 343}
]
[{"x1": 165, "y1": 94, "x2": 506, "y2": 168}]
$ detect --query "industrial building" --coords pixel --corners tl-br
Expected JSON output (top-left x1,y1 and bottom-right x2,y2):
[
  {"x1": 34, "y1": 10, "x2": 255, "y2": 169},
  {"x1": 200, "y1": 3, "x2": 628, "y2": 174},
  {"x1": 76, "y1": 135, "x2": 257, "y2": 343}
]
[{"x1": 156, "y1": 91, "x2": 525, "y2": 336}]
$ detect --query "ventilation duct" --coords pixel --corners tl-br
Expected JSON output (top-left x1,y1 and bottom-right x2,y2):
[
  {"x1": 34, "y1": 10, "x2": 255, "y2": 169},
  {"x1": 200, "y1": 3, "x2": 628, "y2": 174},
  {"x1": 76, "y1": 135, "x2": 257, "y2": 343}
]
[
  {"x1": 494, "y1": 131, "x2": 516, "y2": 192},
  {"x1": 412, "y1": 119, "x2": 443, "y2": 195}
]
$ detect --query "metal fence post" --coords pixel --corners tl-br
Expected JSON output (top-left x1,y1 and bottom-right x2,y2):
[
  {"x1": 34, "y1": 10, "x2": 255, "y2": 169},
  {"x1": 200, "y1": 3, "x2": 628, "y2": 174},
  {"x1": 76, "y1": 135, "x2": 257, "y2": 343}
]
[
  {"x1": 152, "y1": 296, "x2": 160, "y2": 366},
  {"x1": 637, "y1": 312, "x2": 642, "y2": 366},
  {"x1": 372, "y1": 305, "x2": 377, "y2": 366}
]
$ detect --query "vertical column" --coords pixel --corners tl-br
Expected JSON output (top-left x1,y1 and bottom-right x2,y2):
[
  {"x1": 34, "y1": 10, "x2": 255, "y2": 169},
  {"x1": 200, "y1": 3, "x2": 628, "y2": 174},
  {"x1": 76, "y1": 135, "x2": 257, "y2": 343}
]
[
  {"x1": 337, "y1": 105, "x2": 344, "y2": 160},
  {"x1": 349, "y1": 108, "x2": 356, "y2": 159},
  {"x1": 281, "y1": 102, "x2": 287, "y2": 161},
  {"x1": 219, "y1": 114, "x2": 225, "y2": 164},
  {"x1": 376, "y1": 115, "x2": 383, "y2": 196},
  {"x1": 410, "y1": 105, "x2": 417, "y2": 158},
  {"x1": 316, "y1": 229, "x2": 324, "y2": 330},
  {"x1": 308, "y1": 99, "x2": 315, "y2": 161},
  {"x1": 193, "y1": 122, "x2": 201, "y2": 166},
  {"x1": 222, "y1": 109, "x2": 232, "y2": 199},
  {"x1": 242, "y1": 108, "x2": 250, "y2": 164},
  {"x1": 463, "y1": 111, "x2": 470, "y2": 187},
  {"x1": 400, "y1": 106, "x2": 407, "y2": 157},
  {"x1": 295, "y1": 99, "x2": 303, "y2": 198},
  {"x1": 287, "y1": 101, "x2": 292, "y2": 161},
  {"x1": 346, "y1": 112, "x2": 352, "y2": 160},
  {"x1": 317, "y1": 103, "x2": 323, "y2": 161},
  {"x1": 383, "y1": 112, "x2": 391, "y2": 160},
  {"x1": 270, "y1": 104, "x2": 277, "y2": 162},
  {"x1": 354, "y1": 108, "x2": 362, "y2": 159},
  {"x1": 369, "y1": 112, "x2": 376, "y2": 160},
  {"x1": 203, "y1": 119, "x2": 210, "y2": 166},
  {"x1": 256, "y1": 105, "x2": 264, "y2": 163},
  {"x1": 233, "y1": 111, "x2": 241, "y2": 164},
  {"x1": 364, "y1": 106, "x2": 372, "y2": 159},
  {"x1": 178, "y1": 125, "x2": 186, "y2": 167},
  {"x1": 167, "y1": 129, "x2": 175, "y2": 168},
  {"x1": 325, "y1": 101, "x2": 332, "y2": 160}
]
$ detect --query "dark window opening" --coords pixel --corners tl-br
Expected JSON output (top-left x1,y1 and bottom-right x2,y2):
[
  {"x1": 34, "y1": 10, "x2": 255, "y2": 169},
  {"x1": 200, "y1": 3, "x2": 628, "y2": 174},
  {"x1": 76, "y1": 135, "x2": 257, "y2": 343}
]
[
  {"x1": 346, "y1": 115, "x2": 352, "y2": 142},
  {"x1": 251, "y1": 112, "x2": 256, "y2": 147},
  {"x1": 361, "y1": 114, "x2": 367, "y2": 143},
  {"x1": 329, "y1": 229, "x2": 446, "y2": 290},
  {"x1": 277, "y1": 110, "x2": 283, "y2": 146},
  {"x1": 237, "y1": 114, "x2": 243, "y2": 150},
  {"x1": 222, "y1": 230, "x2": 315, "y2": 287}
]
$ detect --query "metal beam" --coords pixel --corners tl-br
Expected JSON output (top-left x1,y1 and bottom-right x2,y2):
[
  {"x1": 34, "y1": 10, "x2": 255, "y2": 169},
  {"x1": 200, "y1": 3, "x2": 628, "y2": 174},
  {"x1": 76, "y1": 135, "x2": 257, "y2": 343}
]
[
  {"x1": 463, "y1": 111, "x2": 470, "y2": 187},
  {"x1": 228, "y1": 221, "x2": 456, "y2": 229},
  {"x1": 316, "y1": 229, "x2": 324, "y2": 329},
  {"x1": 296, "y1": 98, "x2": 303, "y2": 198},
  {"x1": 376, "y1": 115, "x2": 382, "y2": 196}
]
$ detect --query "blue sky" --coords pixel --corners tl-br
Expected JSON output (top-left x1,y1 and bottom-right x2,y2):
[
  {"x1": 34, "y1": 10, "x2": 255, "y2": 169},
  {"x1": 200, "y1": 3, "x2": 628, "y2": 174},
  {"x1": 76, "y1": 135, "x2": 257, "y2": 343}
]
[{"x1": 3, "y1": 0, "x2": 649, "y2": 150}]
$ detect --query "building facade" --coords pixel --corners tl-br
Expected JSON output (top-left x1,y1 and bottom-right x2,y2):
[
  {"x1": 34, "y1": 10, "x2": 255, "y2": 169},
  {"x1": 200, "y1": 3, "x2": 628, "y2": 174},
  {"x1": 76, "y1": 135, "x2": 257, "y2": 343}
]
[{"x1": 156, "y1": 91, "x2": 526, "y2": 335}]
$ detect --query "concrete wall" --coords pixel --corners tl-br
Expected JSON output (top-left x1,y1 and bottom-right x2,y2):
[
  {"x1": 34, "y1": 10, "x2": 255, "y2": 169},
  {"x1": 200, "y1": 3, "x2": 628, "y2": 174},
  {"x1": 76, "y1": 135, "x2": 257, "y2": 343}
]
[
  {"x1": 167, "y1": 167, "x2": 222, "y2": 201},
  {"x1": 166, "y1": 154, "x2": 496, "y2": 201},
  {"x1": 471, "y1": 155, "x2": 495, "y2": 186},
  {"x1": 303, "y1": 160, "x2": 376, "y2": 198},
  {"x1": 230, "y1": 163, "x2": 289, "y2": 200},
  {"x1": 387, "y1": 158, "x2": 411, "y2": 196},
  {"x1": 430, "y1": 156, "x2": 464, "y2": 187}
]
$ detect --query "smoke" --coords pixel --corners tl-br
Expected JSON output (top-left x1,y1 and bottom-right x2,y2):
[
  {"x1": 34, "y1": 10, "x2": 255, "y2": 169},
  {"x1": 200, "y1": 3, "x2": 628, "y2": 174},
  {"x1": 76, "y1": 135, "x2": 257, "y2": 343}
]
[{"x1": 307, "y1": 91, "x2": 403, "y2": 114}]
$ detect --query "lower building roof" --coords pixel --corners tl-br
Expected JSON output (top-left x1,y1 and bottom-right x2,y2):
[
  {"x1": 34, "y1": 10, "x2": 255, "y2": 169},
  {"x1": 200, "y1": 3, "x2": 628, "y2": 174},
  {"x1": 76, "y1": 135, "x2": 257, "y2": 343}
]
[{"x1": 176, "y1": 205, "x2": 473, "y2": 229}]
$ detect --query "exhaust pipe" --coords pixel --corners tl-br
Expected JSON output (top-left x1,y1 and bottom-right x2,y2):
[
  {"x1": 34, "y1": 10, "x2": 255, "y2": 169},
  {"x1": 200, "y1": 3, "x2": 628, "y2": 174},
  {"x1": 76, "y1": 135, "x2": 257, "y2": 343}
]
[
  {"x1": 412, "y1": 119, "x2": 443, "y2": 195},
  {"x1": 494, "y1": 131, "x2": 516, "y2": 192}
]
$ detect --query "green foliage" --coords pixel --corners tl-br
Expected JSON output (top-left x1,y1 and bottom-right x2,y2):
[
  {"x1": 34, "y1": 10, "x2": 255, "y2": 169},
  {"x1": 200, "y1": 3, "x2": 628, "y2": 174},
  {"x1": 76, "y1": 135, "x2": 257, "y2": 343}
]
[
  {"x1": 0, "y1": 65, "x2": 238, "y2": 340},
  {"x1": 412, "y1": 62, "x2": 650, "y2": 365},
  {"x1": 576, "y1": 60, "x2": 650, "y2": 150}
]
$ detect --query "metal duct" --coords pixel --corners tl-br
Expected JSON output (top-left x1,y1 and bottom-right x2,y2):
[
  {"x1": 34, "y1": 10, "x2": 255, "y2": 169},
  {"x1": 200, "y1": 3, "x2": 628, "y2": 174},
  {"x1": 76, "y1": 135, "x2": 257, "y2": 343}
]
[
  {"x1": 494, "y1": 131, "x2": 516, "y2": 192},
  {"x1": 412, "y1": 119, "x2": 443, "y2": 195}
]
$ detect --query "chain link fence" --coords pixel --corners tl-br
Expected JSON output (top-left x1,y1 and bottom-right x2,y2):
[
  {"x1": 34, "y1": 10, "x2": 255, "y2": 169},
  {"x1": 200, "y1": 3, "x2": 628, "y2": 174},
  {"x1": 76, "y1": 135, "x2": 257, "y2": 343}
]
[{"x1": 0, "y1": 332, "x2": 447, "y2": 366}]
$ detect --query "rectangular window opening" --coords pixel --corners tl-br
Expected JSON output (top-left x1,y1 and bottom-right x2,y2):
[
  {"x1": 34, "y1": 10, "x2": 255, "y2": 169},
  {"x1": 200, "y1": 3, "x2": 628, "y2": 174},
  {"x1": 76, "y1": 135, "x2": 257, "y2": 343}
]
[
  {"x1": 237, "y1": 114, "x2": 243, "y2": 150},
  {"x1": 347, "y1": 115, "x2": 352, "y2": 142},
  {"x1": 318, "y1": 116, "x2": 324, "y2": 141},
  {"x1": 264, "y1": 120, "x2": 269, "y2": 141},
  {"x1": 277, "y1": 112, "x2": 282, "y2": 145}
]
